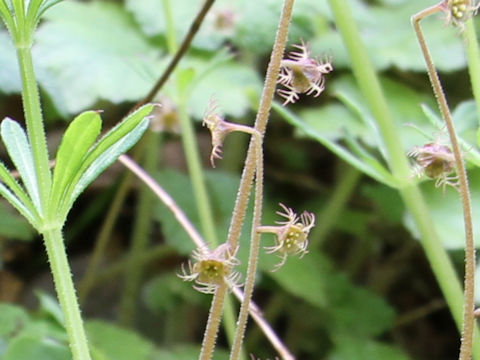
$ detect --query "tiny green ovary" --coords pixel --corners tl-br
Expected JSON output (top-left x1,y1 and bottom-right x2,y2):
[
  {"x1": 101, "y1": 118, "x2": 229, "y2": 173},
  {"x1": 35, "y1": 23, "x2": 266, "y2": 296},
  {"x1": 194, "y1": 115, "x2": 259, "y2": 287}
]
[
  {"x1": 282, "y1": 225, "x2": 306, "y2": 254},
  {"x1": 450, "y1": 0, "x2": 469, "y2": 19},
  {"x1": 194, "y1": 259, "x2": 227, "y2": 285}
]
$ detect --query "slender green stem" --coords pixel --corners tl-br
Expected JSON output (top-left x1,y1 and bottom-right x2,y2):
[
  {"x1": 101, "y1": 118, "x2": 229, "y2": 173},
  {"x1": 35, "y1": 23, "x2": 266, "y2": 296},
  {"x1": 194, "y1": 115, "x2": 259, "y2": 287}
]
[
  {"x1": 230, "y1": 133, "x2": 263, "y2": 360},
  {"x1": 465, "y1": 19, "x2": 480, "y2": 119},
  {"x1": 78, "y1": 151, "x2": 139, "y2": 303},
  {"x1": 199, "y1": 284, "x2": 228, "y2": 360},
  {"x1": 200, "y1": 1, "x2": 294, "y2": 359},
  {"x1": 328, "y1": 1, "x2": 480, "y2": 359},
  {"x1": 310, "y1": 164, "x2": 361, "y2": 247},
  {"x1": 118, "y1": 154, "x2": 293, "y2": 360},
  {"x1": 42, "y1": 226, "x2": 91, "y2": 360},
  {"x1": 412, "y1": 6, "x2": 475, "y2": 359},
  {"x1": 16, "y1": 45, "x2": 51, "y2": 215},
  {"x1": 162, "y1": 0, "x2": 177, "y2": 54},
  {"x1": 177, "y1": 101, "x2": 218, "y2": 245},
  {"x1": 118, "y1": 130, "x2": 160, "y2": 326}
]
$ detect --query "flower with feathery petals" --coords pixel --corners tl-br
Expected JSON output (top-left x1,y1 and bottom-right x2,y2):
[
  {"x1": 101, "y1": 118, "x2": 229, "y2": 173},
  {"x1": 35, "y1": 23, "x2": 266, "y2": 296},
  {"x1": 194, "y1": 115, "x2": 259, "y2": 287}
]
[
  {"x1": 408, "y1": 142, "x2": 458, "y2": 190},
  {"x1": 178, "y1": 243, "x2": 241, "y2": 294},
  {"x1": 202, "y1": 98, "x2": 259, "y2": 167},
  {"x1": 277, "y1": 41, "x2": 333, "y2": 105},
  {"x1": 257, "y1": 203, "x2": 315, "y2": 271},
  {"x1": 441, "y1": 0, "x2": 479, "y2": 28}
]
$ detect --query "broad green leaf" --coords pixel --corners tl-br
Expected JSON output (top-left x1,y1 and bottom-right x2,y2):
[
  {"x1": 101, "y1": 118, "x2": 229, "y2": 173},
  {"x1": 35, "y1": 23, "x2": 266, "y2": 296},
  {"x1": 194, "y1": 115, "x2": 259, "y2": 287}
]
[
  {"x1": 143, "y1": 273, "x2": 204, "y2": 313},
  {"x1": 264, "y1": 250, "x2": 328, "y2": 308},
  {"x1": 316, "y1": 0, "x2": 465, "y2": 72},
  {"x1": 329, "y1": 335, "x2": 409, "y2": 360},
  {"x1": 272, "y1": 102, "x2": 398, "y2": 187},
  {"x1": 404, "y1": 167, "x2": 480, "y2": 249},
  {"x1": 332, "y1": 75, "x2": 435, "y2": 153},
  {"x1": 61, "y1": 116, "x2": 150, "y2": 218},
  {"x1": 86, "y1": 320, "x2": 156, "y2": 360},
  {"x1": 327, "y1": 273, "x2": 396, "y2": 337},
  {"x1": 155, "y1": 345, "x2": 229, "y2": 360},
  {"x1": 1, "y1": 118, "x2": 41, "y2": 212},
  {"x1": 126, "y1": 0, "x2": 314, "y2": 53},
  {"x1": 3, "y1": 334, "x2": 70, "y2": 360},
  {"x1": 185, "y1": 58, "x2": 261, "y2": 119},
  {"x1": 0, "y1": 303, "x2": 29, "y2": 337},
  {"x1": 152, "y1": 169, "x2": 243, "y2": 255},
  {"x1": 35, "y1": 291, "x2": 65, "y2": 327},
  {"x1": 0, "y1": 31, "x2": 21, "y2": 94},
  {"x1": 50, "y1": 110, "x2": 102, "y2": 215},
  {"x1": 33, "y1": 1, "x2": 161, "y2": 116},
  {"x1": 0, "y1": 200, "x2": 35, "y2": 240}
]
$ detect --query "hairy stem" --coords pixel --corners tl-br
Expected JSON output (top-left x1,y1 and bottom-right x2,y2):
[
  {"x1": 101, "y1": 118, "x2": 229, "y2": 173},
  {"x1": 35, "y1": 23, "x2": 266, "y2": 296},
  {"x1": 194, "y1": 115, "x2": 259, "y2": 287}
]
[
  {"x1": 329, "y1": 1, "x2": 480, "y2": 359},
  {"x1": 412, "y1": 5, "x2": 476, "y2": 359},
  {"x1": 43, "y1": 227, "x2": 91, "y2": 360},
  {"x1": 199, "y1": 284, "x2": 229, "y2": 360},
  {"x1": 200, "y1": 1, "x2": 295, "y2": 359},
  {"x1": 16, "y1": 45, "x2": 51, "y2": 214},
  {"x1": 465, "y1": 19, "x2": 480, "y2": 118},
  {"x1": 118, "y1": 154, "x2": 294, "y2": 359},
  {"x1": 230, "y1": 132, "x2": 263, "y2": 360}
]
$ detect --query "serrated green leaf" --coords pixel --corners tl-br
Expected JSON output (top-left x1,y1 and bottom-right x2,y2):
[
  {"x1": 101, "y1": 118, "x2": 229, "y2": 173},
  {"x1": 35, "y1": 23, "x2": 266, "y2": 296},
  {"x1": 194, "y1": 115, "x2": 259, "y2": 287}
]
[
  {"x1": 33, "y1": 1, "x2": 161, "y2": 116},
  {"x1": 1, "y1": 118, "x2": 42, "y2": 212},
  {"x1": 49, "y1": 110, "x2": 102, "y2": 215}
]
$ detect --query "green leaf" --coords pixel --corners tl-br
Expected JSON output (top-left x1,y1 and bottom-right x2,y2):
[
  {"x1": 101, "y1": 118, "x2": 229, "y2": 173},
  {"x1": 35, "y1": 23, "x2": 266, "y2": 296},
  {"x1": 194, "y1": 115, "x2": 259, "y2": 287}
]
[
  {"x1": 0, "y1": 200, "x2": 35, "y2": 240},
  {"x1": 265, "y1": 250, "x2": 329, "y2": 308},
  {"x1": 59, "y1": 105, "x2": 153, "y2": 218},
  {"x1": 143, "y1": 273, "x2": 203, "y2": 313},
  {"x1": 0, "y1": 31, "x2": 21, "y2": 94},
  {"x1": 327, "y1": 273, "x2": 396, "y2": 337},
  {"x1": 86, "y1": 320, "x2": 156, "y2": 360},
  {"x1": 329, "y1": 335, "x2": 409, "y2": 360},
  {"x1": 3, "y1": 334, "x2": 70, "y2": 360},
  {"x1": 33, "y1": 1, "x2": 161, "y2": 116},
  {"x1": 272, "y1": 102, "x2": 398, "y2": 187},
  {"x1": 404, "y1": 167, "x2": 480, "y2": 249},
  {"x1": 49, "y1": 110, "x2": 102, "y2": 215},
  {"x1": 185, "y1": 57, "x2": 261, "y2": 119},
  {"x1": 0, "y1": 303, "x2": 29, "y2": 338},
  {"x1": 315, "y1": 0, "x2": 466, "y2": 72},
  {"x1": 155, "y1": 344, "x2": 229, "y2": 360},
  {"x1": 1, "y1": 118, "x2": 42, "y2": 212},
  {"x1": 35, "y1": 291, "x2": 65, "y2": 327},
  {"x1": 0, "y1": 158, "x2": 39, "y2": 227}
]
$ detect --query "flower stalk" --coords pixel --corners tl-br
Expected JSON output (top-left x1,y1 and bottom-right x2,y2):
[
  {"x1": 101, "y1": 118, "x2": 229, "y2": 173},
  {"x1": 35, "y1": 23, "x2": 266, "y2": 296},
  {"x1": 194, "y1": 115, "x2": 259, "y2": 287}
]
[{"x1": 412, "y1": 4, "x2": 476, "y2": 359}]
